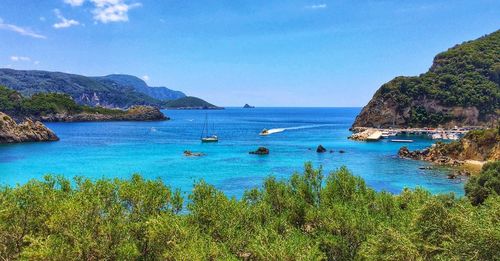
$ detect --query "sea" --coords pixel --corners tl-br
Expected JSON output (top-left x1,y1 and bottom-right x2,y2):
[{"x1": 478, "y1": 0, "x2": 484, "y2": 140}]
[{"x1": 0, "y1": 108, "x2": 465, "y2": 197}]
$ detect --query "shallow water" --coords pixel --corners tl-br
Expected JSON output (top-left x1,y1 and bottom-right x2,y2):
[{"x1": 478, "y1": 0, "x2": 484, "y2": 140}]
[{"x1": 0, "y1": 108, "x2": 464, "y2": 197}]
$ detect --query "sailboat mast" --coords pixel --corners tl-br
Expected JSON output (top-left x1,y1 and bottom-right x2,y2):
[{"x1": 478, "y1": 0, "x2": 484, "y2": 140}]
[{"x1": 201, "y1": 114, "x2": 208, "y2": 138}]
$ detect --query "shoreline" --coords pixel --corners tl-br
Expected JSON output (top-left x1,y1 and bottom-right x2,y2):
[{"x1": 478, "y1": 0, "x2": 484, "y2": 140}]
[{"x1": 349, "y1": 126, "x2": 484, "y2": 141}]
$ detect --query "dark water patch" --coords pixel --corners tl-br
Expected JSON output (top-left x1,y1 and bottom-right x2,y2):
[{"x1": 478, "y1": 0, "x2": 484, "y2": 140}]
[{"x1": 217, "y1": 176, "x2": 263, "y2": 191}]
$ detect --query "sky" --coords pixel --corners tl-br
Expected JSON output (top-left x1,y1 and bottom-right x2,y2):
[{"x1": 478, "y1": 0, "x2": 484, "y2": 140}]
[{"x1": 0, "y1": 0, "x2": 499, "y2": 107}]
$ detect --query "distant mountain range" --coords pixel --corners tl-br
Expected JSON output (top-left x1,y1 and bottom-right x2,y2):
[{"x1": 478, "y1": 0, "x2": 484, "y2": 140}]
[
  {"x1": 0, "y1": 69, "x2": 219, "y2": 109},
  {"x1": 353, "y1": 30, "x2": 499, "y2": 128},
  {"x1": 94, "y1": 74, "x2": 186, "y2": 101}
]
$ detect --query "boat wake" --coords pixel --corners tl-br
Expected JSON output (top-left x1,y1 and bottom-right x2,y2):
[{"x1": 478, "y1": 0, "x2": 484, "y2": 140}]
[{"x1": 263, "y1": 124, "x2": 334, "y2": 135}]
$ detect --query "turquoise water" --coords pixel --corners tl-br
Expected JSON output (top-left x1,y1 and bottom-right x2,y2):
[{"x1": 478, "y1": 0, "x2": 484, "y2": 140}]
[{"x1": 0, "y1": 108, "x2": 464, "y2": 197}]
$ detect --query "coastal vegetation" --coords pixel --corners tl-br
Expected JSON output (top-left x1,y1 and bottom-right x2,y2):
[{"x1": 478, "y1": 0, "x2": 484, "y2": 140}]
[
  {"x1": 162, "y1": 96, "x2": 221, "y2": 109},
  {"x1": 353, "y1": 30, "x2": 500, "y2": 128},
  {"x1": 0, "y1": 85, "x2": 167, "y2": 122},
  {"x1": 465, "y1": 161, "x2": 500, "y2": 205},
  {"x1": 1, "y1": 163, "x2": 499, "y2": 260},
  {"x1": 1, "y1": 85, "x2": 126, "y2": 117}
]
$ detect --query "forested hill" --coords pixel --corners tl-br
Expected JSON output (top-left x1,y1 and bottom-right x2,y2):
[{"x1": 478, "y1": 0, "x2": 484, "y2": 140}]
[
  {"x1": 0, "y1": 69, "x2": 216, "y2": 109},
  {"x1": 93, "y1": 74, "x2": 186, "y2": 101},
  {"x1": 353, "y1": 30, "x2": 500, "y2": 128}
]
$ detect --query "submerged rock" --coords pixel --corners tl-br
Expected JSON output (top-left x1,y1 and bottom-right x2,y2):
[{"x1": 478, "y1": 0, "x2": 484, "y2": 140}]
[
  {"x1": 249, "y1": 147, "x2": 269, "y2": 155},
  {"x1": 0, "y1": 112, "x2": 59, "y2": 143},
  {"x1": 339, "y1": 150, "x2": 346, "y2": 153},
  {"x1": 184, "y1": 150, "x2": 205, "y2": 157},
  {"x1": 316, "y1": 145, "x2": 327, "y2": 153}
]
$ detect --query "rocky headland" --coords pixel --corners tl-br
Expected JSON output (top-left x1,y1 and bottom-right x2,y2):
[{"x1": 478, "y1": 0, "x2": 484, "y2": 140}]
[
  {"x1": 398, "y1": 128, "x2": 500, "y2": 166},
  {"x1": 34, "y1": 105, "x2": 168, "y2": 122},
  {"x1": 352, "y1": 30, "x2": 499, "y2": 129},
  {"x1": 0, "y1": 112, "x2": 59, "y2": 143}
]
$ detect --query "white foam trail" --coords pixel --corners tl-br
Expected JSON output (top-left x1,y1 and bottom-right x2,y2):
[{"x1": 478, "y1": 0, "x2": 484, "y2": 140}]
[
  {"x1": 264, "y1": 124, "x2": 333, "y2": 135},
  {"x1": 266, "y1": 128, "x2": 286, "y2": 134}
]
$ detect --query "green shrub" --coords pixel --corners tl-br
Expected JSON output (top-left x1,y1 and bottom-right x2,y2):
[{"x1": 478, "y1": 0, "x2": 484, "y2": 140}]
[{"x1": 1, "y1": 163, "x2": 499, "y2": 260}]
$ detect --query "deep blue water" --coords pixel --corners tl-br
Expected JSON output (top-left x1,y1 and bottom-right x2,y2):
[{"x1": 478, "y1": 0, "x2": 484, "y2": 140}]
[{"x1": 0, "y1": 108, "x2": 464, "y2": 197}]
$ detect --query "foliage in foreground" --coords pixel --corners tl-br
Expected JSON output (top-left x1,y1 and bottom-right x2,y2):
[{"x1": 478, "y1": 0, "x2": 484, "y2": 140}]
[
  {"x1": 1, "y1": 163, "x2": 499, "y2": 260},
  {"x1": 466, "y1": 160, "x2": 500, "y2": 205}
]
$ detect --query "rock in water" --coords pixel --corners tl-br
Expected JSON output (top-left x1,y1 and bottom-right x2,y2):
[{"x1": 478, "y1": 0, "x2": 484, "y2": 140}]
[
  {"x1": 184, "y1": 150, "x2": 205, "y2": 157},
  {"x1": 249, "y1": 147, "x2": 269, "y2": 155},
  {"x1": 316, "y1": 145, "x2": 327, "y2": 153},
  {"x1": 0, "y1": 112, "x2": 59, "y2": 143}
]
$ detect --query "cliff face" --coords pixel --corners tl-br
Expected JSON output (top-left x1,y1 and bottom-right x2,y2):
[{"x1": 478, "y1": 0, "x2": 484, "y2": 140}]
[
  {"x1": 0, "y1": 112, "x2": 59, "y2": 143},
  {"x1": 399, "y1": 128, "x2": 500, "y2": 164},
  {"x1": 353, "y1": 30, "x2": 500, "y2": 128}
]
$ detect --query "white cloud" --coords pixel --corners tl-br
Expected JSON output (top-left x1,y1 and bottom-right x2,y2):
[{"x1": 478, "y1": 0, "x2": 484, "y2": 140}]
[
  {"x1": 53, "y1": 9, "x2": 80, "y2": 29},
  {"x1": 142, "y1": 75, "x2": 150, "y2": 81},
  {"x1": 40, "y1": 16, "x2": 46, "y2": 22},
  {"x1": 10, "y1": 56, "x2": 31, "y2": 62},
  {"x1": 64, "y1": 0, "x2": 85, "y2": 6},
  {"x1": 34, "y1": 61, "x2": 40, "y2": 65},
  {"x1": 62, "y1": 0, "x2": 141, "y2": 23},
  {"x1": 0, "y1": 18, "x2": 46, "y2": 39},
  {"x1": 91, "y1": 0, "x2": 142, "y2": 23},
  {"x1": 306, "y1": 4, "x2": 327, "y2": 9}
]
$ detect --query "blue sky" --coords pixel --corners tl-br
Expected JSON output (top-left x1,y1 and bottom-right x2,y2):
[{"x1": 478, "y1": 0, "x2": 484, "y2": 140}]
[{"x1": 0, "y1": 0, "x2": 499, "y2": 106}]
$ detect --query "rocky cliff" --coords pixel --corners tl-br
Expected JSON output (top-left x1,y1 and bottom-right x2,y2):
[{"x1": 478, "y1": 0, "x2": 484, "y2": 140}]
[
  {"x1": 398, "y1": 128, "x2": 500, "y2": 165},
  {"x1": 0, "y1": 112, "x2": 59, "y2": 143},
  {"x1": 353, "y1": 30, "x2": 500, "y2": 128}
]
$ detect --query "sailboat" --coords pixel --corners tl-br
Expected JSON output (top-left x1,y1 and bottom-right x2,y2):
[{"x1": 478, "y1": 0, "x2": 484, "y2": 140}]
[{"x1": 201, "y1": 114, "x2": 218, "y2": 143}]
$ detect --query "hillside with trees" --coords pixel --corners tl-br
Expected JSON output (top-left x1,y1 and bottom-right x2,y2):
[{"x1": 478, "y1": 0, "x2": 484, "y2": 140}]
[
  {"x1": 353, "y1": 30, "x2": 500, "y2": 128},
  {"x1": 0, "y1": 86, "x2": 167, "y2": 122},
  {"x1": 0, "y1": 69, "x2": 217, "y2": 109}
]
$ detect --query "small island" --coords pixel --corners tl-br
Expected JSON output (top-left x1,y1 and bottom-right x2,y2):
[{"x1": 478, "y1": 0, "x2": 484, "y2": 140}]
[{"x1": 243, "y1": 104, "x2": 255, "y2": 108}]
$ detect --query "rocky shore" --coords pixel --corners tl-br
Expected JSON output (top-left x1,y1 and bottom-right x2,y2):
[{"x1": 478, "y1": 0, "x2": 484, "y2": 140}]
[
  {"x1": 348, "y1": 127, "x2": 378, "y2": 141},
  {"x1": 398, "y1": 128, "x2": 500, "y2": 166},
  {"x1": 0, "y1": 112, "x2": 59, "y2": 143},
  {"x1": 33, "y1": 106, "x2": 168, "y2": 122},
  {"x1": 398, "y1": 146, "x2": 463, "y2": 166}
]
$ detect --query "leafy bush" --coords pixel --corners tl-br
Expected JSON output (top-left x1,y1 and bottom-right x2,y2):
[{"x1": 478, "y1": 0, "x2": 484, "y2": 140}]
[
  {"x1": 1, "y1": 163, "x2": 499, "y2": 260},
  {"x1": 465, "y1": 161, "x2": 500, "y2": 205}
]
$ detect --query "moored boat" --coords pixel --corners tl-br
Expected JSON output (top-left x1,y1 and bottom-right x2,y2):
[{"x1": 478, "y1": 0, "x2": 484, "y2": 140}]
[
  {"x1": 390, "y1": 139, "x2": 414, "y2": 143},
  {"x1": 201, "y1": 114, "x2": 218, "y2": 142},
  {"x1": 201, "y1": 135, "x2": 218, "y2": 142}
]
